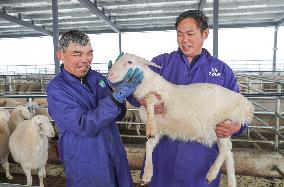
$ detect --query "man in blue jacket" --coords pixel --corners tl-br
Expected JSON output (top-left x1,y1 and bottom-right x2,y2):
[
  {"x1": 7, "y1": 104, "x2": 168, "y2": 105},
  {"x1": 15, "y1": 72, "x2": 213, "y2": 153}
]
[
  {"x1": 136, "y1": 10, "x2": 248, "y2": 187},
  {"x1": 47, "y1": 30, "x2": 143, "y2": 187}
]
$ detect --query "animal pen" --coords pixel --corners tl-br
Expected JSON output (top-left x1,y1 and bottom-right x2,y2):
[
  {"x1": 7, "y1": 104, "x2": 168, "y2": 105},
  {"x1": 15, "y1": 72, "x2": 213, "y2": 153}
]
[
  {"x1": 1, "y1": 0, "x2": 284, "y2": 186},
  {"x1": 0, "y1": 72, "x2": 284, "y2": 186}
]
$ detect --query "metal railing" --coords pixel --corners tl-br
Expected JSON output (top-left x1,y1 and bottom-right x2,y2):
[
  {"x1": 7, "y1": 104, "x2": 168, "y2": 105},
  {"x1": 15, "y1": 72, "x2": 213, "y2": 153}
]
[{"x1": 0, "y1": 59, "x2": 284, "y2": 75}]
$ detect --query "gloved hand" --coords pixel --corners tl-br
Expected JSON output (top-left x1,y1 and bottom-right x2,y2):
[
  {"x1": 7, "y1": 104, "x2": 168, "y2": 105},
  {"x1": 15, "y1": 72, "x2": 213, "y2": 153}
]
[
  {"x1": 108, "y1": 52, "x2": 124, "y2": 72},
  {"x1": 111, "y1": 68, "x2": 144, "y2": 103}
]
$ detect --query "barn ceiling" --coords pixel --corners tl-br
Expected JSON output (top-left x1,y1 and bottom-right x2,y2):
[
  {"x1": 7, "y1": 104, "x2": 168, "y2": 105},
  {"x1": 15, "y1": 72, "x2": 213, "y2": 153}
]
[{"x1": 0, "y1": 0, "x2": 284, "y2": 38}]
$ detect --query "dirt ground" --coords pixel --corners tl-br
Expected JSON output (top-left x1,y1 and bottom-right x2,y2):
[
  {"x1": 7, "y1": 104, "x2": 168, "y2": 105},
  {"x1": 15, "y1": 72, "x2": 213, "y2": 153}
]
[
  {"x1": 131, "y1": 170, "x2": 284, "y2": 187},
  {"x1": 0, "y1": 163, "x2": 283, "y2": 187}
]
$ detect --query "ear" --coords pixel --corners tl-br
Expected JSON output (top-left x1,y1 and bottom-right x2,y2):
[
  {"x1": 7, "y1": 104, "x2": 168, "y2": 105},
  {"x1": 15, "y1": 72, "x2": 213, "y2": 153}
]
[
  {"x1": 31, "y1": 116, "x2": 42, "y2": 132},
  {"x1": 146, "y1": 61, "x2": 162, "y2": 69},
  {"x1": 202, "y1": 28, "x2": 209, "y2": 40},
  {"x1": 3, "y1": 110, "x2": 10, "y2": 123},
  {"x1": 56, "y1": 51, "x2": 63, "y2": 61},
  {"x1": 0, "y1": 99, "x2": 7, "y2": 106},
  {"x1": 32, "y1": 116, "x2": 40, "y2": 125}
]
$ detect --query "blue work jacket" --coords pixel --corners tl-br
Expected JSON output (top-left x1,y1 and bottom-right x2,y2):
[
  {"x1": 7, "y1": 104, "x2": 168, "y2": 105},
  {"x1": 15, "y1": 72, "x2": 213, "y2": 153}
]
[
  {"x1": 136, "y1": 49, "x2": 247, "y2": 187},
  {"x1": 47, "y1": 65, "x2": 133, "y2": 187}
]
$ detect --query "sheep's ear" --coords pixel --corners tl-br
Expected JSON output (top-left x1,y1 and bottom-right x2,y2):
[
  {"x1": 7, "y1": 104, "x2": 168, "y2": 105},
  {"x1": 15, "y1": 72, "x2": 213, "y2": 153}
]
[
  {"x1": 32, "y1": 116, "x2": 44, "y2": 134},
  {"x1": 3, "y1": 110, "x2": 10, "y2": 122},
  {"x1": 0, "y1": 99, "x2": 7, "y2": 106},
  {"x1": 146, "y1": 61, "x2": 162, "y2": 69}
]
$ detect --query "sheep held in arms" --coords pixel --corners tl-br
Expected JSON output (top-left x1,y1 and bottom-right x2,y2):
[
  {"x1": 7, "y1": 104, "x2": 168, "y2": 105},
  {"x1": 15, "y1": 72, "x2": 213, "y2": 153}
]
[
  {"x1": 108, "y1": 53, "x2": 254, "y2": 187},
  {"x1": 9, "y1": 115, "x2": 55, "y2": 187}
]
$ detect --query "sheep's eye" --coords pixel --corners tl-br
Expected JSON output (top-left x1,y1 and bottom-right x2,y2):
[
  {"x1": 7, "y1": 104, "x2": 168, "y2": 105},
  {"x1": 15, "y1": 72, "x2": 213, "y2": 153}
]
[{"x1": 128, "y1": 61, "x2": 133, "y2": 64}]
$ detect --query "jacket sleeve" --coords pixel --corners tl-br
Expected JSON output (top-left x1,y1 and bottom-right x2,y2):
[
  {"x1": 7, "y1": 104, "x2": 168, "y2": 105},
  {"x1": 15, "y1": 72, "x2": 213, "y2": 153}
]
[
  {"x1": 47, "y1": 83, "x2": 122, "y2": 137},
  {"x1": 223, "y1": 65, "x2": 248, "y2": 137}
]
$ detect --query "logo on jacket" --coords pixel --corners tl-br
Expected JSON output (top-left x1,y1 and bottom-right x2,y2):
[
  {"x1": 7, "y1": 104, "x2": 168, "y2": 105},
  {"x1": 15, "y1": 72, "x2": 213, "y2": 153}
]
[
  {"x1": 209, "y1": 68, "x2": 221, "y2": 77},
  {"x1": 98, "y1": 80, "x2": 106, "y2": 88}
]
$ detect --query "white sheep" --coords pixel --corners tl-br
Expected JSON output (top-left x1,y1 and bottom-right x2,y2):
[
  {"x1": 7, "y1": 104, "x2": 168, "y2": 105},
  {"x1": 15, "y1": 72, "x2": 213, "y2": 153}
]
[
  {"x1": 0, "y1": 109, "x2": 13, "y2": 180},
  {"x1": 124, "y1": 101, "x2": 141, "y2": 135},
  {"x1": 0, "y1": 98, "x2": 24, "y2": 107},
  {"x1": 108, "y1": 53, "x2": 254, "y2": 187},
  {"x1": 8, "y1": 105, "x2": 32, "y2": 134},
  {"x1": 9, "y1": 115, "x2": 55, "y2": 187}
]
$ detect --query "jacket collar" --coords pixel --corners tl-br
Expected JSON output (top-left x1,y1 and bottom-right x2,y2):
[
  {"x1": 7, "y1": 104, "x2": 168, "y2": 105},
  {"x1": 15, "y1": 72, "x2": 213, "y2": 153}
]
[
  {"x1": 60, "y1": 64, "x2": 90, "y2": 84},
  {"x1": 178, "y1": 48, "x2": 210, "y2": 70}
]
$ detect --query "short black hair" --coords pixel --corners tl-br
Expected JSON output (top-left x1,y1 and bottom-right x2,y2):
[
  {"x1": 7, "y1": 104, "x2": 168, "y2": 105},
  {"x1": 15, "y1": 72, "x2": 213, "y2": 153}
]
[
  {"x1": 175, "y1": 10, "x2": 209, "y2": 32},
  {"x1": 58, "y1": 30, "x2": 90, "y2": 52}
]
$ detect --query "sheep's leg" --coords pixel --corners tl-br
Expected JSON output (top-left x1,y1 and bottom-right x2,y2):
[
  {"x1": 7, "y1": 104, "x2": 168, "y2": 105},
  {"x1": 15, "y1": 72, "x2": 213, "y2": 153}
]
[
  {"x1": 225, "y1": 150, "x2": 236, "y2": 187},
  {"x1": 145, "y1": 93, "x2": 156, "y2": 139},
  {"x1": 22, "y1": 166, "x2": 32, "y2": 186},
  {"x1": 206, "y1": 138, "x2": 235, "y2": 187},
  {"x1": 141, "y1": 133, "x2": 160, "y2": 185},
  {"x1": 1, "y1": 157, "x2": 4, "y2": 169},
  {"x1": 38, "y1": 166, "x2": 46, "y2": 187},
  {"x1": 136, "y1": 124, "x2": 141, "y2": 135},
  {"x1": 3, "y1": 154, "x2": 13, "y2": 179}
]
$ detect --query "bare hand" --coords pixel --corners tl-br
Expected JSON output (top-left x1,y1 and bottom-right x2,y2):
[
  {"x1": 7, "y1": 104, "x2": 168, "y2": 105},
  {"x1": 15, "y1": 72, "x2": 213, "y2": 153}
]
[
  {"x1": 215, "y1": 121, "x2": 241, "y2": 138},
  {"x1": 138, "y1": 93, "x2": 166, "y2": 114}
]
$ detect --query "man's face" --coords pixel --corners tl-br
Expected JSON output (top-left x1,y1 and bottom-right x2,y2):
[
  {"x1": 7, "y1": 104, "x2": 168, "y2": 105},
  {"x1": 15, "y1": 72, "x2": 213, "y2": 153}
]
[
  {"x1": 177, "y1": 18, "x2": 209, "y2": 60},
  {"x1": 57, "y1": 42, "x2": 93, "y2": 78}
]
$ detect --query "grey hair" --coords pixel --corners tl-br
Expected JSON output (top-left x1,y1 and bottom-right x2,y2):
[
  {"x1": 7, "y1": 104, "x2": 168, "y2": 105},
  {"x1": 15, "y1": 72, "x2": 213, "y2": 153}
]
[{"x1": 58, "y1": 30, "x2": 90, "y2": 52}]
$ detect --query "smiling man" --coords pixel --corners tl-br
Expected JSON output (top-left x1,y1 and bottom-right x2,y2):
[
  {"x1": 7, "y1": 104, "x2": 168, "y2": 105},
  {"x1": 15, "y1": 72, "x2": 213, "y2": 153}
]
[
  {"x1": 46, "y1": 30, "x2": 143, "y2": 187},
  {"x1": 137, "y1": 10, "x2": 248, "y2": 187}
]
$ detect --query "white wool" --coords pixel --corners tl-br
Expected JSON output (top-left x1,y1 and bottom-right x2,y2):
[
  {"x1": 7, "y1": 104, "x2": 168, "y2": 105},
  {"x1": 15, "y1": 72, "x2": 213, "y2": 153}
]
[
  {"x1": 109, "y1": 53, "x2": 254, "y2": 187},
  {"x1": 8, "y1": 105, "x2": 32, "y2": 134},
  {"x1": 0, "y1": 109, "x2": 13, "y2": 180},
  {"x1": 9, "y1": 115, "x2": 55, "y2": 187}
]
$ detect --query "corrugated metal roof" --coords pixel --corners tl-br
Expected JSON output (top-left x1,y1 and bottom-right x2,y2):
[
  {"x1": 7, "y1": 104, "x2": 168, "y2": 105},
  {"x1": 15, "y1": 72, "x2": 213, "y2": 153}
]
[{"x1": 0, "y1": 0, "x2": 284, "y2": 38}]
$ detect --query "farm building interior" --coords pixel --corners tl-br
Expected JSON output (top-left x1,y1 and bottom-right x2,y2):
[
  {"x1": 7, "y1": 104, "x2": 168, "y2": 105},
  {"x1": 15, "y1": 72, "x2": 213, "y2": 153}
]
[{"x1": 0, "y1": 0, "x2": 284, "y2": 186}]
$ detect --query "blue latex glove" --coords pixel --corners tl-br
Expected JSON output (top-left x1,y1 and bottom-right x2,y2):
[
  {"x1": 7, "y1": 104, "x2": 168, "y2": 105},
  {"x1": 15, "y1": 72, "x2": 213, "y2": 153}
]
[
  {"x1": 111, "y1": 68, "x2": 144, "y2": 103},
  {"x1": 108, "y1": 52, "x2": 124, "y2": 71}
]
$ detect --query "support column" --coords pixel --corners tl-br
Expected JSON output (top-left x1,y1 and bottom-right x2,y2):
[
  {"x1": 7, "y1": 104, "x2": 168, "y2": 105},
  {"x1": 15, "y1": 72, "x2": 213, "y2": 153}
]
[
  {"x1": 52, "y1": 0, "x2": 60, "y2": 74},
  {"x1": 213, "y1": 0, "x2": 219, "y2": 58},
  {"x1": 272, "y1": 26, "x2": 278, "y2": 72}
]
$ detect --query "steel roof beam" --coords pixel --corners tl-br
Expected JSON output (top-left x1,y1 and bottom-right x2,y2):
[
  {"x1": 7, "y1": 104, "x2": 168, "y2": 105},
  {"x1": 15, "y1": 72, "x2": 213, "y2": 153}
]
[
  {"x1": 0, "y1": 11, "x2": 52, "y2": 36},
  {"x1": 77, "y1": 0, "x2": 120, "y2": 33},
  {"x1": 277, "y1": 18, "x2": 284, "y2": 26},
  {"x1": 198, "y1": 0, "x2": 206, "y2": 10}
]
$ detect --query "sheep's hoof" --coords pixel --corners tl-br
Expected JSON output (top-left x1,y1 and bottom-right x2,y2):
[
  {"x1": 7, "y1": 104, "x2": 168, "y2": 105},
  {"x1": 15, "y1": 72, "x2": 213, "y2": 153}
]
[
  {"x1": 206, "y1": 178, "x2": 212, "y2": 184},
  {"x1": 146, "y1": 135, "x2": 155, "y2": 140},
  {"x1": 140, "y1": 181, "x2": 148, "y2": 186},
  {"x1": 7, "y1": 175, "x2": 14, "y2": 180}
]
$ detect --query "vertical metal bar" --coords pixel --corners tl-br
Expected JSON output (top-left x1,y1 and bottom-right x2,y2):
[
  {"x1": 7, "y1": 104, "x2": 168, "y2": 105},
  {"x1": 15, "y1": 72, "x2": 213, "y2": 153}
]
[
  {"x1": 28, "y1": 97, "x2": 35, "y2": 116},
  {"x1": 52, "y1": 0, "x2": 60, "y2": 74},
  {"x1": 213, "y1": 0, "x2": 219, "y2": 58},
  {"x1": 8, "y1": 76, "x2": 12, "y2": 93},
  {"x1": 119, "y1": 32, "x2": 122, "y2": 54},
  {"x1": 248, "y1": 77, "x2": 251, "y2": 94},
  {"x1": 274, "y1": 84, "x2": 281, "y2": 150},
  {"x1": 272, "y1": 26, "x2": 278, "y2": 72}
]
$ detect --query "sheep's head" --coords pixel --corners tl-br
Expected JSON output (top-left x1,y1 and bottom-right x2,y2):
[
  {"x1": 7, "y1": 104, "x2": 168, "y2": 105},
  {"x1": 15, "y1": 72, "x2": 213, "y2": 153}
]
[
  {"x1": 32, "y1": 115, "x2": 55, "y2": 138},
  {"x1": 108, "y1": 53, "x2": 161, "y2": 84},
  {"x1": 0, "y1": 109, "x2": 10, "y2": 123},
  {"x1": 14, "y1": 105, "x2": 32, "y2": 120}
]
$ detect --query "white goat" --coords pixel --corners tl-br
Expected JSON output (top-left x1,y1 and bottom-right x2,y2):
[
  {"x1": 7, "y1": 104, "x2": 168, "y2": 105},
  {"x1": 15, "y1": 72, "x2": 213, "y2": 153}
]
[
  {"x1": 9, "y1": 115, "x2": 55, "y2": 187},
  {"x1": 0, "y1": 109, "x2": 13, "y2": 180},
  {"x1": 8, "y1": 105, "x2": 32, "y2": 134},
  {"x1": 108, "y1": 53, "x2": 254, "y2": 187}
]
